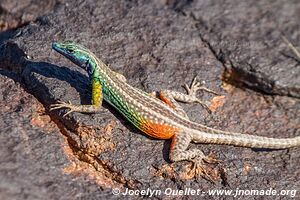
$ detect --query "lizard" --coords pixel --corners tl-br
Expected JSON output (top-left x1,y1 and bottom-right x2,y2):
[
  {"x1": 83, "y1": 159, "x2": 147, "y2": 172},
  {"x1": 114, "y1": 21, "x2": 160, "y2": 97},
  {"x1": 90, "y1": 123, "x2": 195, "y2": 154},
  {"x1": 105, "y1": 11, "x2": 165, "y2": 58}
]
[{"x1": 50, "y1": 41, "x2": 300, "y2": 180}]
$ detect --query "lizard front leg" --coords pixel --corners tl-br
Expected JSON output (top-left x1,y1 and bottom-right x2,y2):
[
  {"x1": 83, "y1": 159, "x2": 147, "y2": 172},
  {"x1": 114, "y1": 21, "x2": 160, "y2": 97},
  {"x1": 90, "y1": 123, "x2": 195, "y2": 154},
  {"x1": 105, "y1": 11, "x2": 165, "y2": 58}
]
[
  {"x1": 50, "y1": 78, "x2": 103, "y2": 116},
  {"x1": 170, "y1": 132, "x2": 220, "y2": 181},
  {"x1": 155, "y1": 91, "x2": 190, "y2": 119}
]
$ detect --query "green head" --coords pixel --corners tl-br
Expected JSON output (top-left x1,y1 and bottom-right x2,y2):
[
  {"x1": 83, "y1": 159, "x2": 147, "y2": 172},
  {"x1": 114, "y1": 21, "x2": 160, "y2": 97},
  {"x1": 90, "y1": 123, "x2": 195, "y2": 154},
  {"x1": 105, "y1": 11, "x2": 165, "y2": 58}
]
[{"x1": 52, "y1": 41, "x2": 96, "y2": 74}]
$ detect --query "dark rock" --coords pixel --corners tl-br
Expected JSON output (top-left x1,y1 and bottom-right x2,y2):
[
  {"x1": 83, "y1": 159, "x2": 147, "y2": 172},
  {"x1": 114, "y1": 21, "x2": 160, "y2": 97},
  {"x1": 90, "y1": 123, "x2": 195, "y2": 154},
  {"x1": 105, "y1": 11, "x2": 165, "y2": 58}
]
[
  {"x1": 0, "y1": 0, "x2": 58, "y2": 30},
  {"x1": 0, "y1": 0, "x2": 58, "y2": 44},
  {"x1": 176, "y1": 0, "x2": 300, "y2": 98},
  {"x1": 0, "y1": 0, "x2": 299, "y2": 199},
  {"x1": 0, "y1": 72, "x2": 118, "y2": 200}
]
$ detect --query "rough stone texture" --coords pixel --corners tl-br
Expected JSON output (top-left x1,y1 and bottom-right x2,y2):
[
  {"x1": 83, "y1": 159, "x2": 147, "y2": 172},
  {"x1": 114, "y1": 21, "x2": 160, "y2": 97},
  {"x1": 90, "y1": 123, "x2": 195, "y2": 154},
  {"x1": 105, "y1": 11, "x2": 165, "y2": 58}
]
[
  {"x1": 175, "y1": 0, "x2": 300, "y2": 98},
  {"x1": 0, "y1": 0, "x2": 299, "y2": 199},
  {"x1": 0, "y1": 0, "x2": 57, "y2": 30},
  {"x1": 0, "y1": 72, "x2": 120, "y2": 200},
  {"x1": 0, "y1": 0, "x2": 59, "y2": 43}
]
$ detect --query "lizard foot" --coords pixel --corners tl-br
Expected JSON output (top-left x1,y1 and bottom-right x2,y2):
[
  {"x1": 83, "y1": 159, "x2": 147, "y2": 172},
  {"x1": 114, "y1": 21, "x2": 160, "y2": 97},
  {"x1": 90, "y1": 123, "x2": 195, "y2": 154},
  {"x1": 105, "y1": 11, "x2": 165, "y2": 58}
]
[
  {"x1": 50, "y1": 100, "x2": 78, "y2": 117},
  {"x1": 187, "y1": 154, "x2": 221, "y2": 182},
  {"x1": 184, "y1": 77, "x2": 219, "y2": 96},
  {"x1": 183, "y1": 77, "x2": 219, "y2": 113}
]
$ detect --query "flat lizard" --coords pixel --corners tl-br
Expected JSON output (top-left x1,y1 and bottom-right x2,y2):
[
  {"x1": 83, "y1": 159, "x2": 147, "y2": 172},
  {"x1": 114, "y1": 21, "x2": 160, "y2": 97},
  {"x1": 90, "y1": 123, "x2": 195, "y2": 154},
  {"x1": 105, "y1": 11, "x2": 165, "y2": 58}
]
[{"x1": 50, "y1": 41, "x2": 300, "y2": 179}]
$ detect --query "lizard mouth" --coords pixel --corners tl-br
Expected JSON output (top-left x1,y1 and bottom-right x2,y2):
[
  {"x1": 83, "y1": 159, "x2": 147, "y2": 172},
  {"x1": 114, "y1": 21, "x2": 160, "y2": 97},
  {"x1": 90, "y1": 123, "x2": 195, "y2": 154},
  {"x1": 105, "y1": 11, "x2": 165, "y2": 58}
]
[
  {"x1": 52, "y1": 42, "x2": 61, "y2": 51},
  {"x1": 52, "y1": 42, "x2": 69, "y2": 57},
  {"x1": 52, "y1": 42, "x2": 77, "y2": 63}
]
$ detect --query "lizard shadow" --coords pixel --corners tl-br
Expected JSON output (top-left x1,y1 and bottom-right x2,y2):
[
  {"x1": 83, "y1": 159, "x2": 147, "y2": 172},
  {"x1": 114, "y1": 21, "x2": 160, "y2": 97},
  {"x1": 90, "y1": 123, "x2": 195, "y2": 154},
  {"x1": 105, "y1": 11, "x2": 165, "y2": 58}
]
[
  {"x1": 19, "y1": 60, "x2": 173, "y2": 162},
  {"x1": 21, "y1": 60, "x2": 131, "y2": 114},
  {"x1": 21, "y1": 61, "x2": 91, "y2": 105},
  {"x1": 251, "y1": 148, "x2": 283, "y2": 152}
]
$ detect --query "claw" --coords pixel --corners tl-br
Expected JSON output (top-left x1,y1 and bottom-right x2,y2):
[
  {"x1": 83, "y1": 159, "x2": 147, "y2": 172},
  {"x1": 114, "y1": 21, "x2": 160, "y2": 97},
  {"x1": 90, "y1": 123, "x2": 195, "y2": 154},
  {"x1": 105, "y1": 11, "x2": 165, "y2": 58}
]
[
  {"x1": 183, "y1": 83, "x2": 190, "y2": 93},
  {"x1": 191, "y1": 77, "x2": 198, "y2": 87},
  {"x1": 187, "y1": 159, "x2": 218, "y2": 183},
  {"x1": 181, "y1": 150, "x2": 222, "y2": 182},
  {"x1": 198, "y1": 87, "x2": 219, "y2": 95},
  {"x1": 49, "y1": 104, "x2": 62, "y2": 111},
  {"x1": 63, "y1": 109, "x2": 74, "y2": 117},
  {"x1": 203, "y1": 155, "x2": 221, "y2": 164},
  {"x1": 186, "y1": 77, "x2": 219, "y2": 96},
  {"x1": 196, "y1": 100, "x2": 212, "y2": 114},
  {"x1": 49, "y1": 100, "x2": 75, "y2": 117},
  {"x1": 182, "y1": 78, "x2": 219, "y2": 114}
]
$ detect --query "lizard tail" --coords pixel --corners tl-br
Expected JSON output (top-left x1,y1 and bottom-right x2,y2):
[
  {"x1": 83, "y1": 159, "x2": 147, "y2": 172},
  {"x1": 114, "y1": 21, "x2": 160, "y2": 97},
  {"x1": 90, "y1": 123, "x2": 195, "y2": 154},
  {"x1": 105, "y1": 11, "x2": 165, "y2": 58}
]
[{"x1": 193, "y1": 130, "x2": 300, "y2": 149}]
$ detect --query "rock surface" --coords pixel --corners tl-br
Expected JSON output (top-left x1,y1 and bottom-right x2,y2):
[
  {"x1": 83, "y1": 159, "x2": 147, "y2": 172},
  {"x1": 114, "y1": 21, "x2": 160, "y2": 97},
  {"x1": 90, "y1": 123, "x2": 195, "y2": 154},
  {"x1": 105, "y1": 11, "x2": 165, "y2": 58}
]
[
  {"x1": 0, "y1": 0, "x2": 57, "y2": 43},
  {"x1": 177, "y1": 0, "x2": 300, "y2": 98},
  {"x1": 0, "y1": 0, "x2": 299, "y2": 199}
]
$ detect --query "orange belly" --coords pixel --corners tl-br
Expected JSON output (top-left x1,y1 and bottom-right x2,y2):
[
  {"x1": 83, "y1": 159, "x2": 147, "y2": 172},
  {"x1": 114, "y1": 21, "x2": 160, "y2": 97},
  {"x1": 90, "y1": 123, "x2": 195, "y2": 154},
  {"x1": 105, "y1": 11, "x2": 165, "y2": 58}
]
[{"x1": 140, "y1": 120, "x2": 179, "y2": 139}]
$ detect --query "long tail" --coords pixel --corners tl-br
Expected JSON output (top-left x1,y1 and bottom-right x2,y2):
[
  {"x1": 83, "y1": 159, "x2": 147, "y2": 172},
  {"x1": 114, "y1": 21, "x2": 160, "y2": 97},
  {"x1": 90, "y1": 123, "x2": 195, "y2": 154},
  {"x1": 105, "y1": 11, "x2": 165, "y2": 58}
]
[{"x1": 193, "y1": 129, "x2": 300, "y2": 149}]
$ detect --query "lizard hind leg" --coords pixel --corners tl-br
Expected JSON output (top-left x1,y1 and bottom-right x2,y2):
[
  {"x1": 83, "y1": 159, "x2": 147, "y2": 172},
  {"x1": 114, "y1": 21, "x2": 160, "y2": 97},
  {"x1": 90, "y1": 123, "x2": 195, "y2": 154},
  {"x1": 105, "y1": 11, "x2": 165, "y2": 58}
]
[{"x1": 169, "y1": 133, "x2": 220, "y2": 182}]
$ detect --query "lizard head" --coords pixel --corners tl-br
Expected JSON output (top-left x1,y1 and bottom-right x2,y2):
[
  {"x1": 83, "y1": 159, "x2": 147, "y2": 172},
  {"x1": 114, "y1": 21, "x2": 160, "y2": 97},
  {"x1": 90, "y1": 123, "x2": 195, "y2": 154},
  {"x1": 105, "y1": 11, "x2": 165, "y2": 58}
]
[{"x1": 52, "y1": 41, "x2": 95, "y2": 73}]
